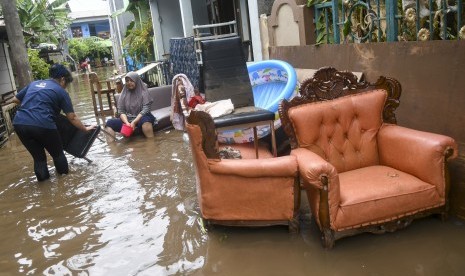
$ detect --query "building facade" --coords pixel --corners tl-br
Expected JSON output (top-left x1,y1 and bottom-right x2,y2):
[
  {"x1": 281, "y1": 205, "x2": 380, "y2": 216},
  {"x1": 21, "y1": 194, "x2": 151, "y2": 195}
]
[{"x1": 108, "y1": 0, "x2": 271, "y2": 67}]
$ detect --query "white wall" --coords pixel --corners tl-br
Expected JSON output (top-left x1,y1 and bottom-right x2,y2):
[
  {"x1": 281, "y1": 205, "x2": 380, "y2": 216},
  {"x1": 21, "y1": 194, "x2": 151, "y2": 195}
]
[
  {"x1": 108, "y1": 0, "x2": 135, "y2": 72},
  {"x1": 248, "y1": 0, "x2": 262, "y2": 61},
  {"x1": 157, "y1": 1, "x2": 184, "y2": 55},
  {"x1": 273, "y1": 4, "x2": 300, "y2": 46},
  {"x1": 179, "y1": 0, "x2": 194, "y2": 37},
  {"x1": 239, "y1": 0, "x2": 250, "y2": 42},
  {"x1": 149, "y1": 0, "x2": 163, "y2": 59},
  {"x1": 0, "y1": 43, "x2": 15, "y2": 95}
]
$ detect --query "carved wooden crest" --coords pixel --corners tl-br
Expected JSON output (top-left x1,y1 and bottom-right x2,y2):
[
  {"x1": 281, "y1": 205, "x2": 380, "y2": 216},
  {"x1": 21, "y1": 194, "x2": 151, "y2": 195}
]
[{"x1": 279, "y1": 67, "x2": 402, "y2": 149}]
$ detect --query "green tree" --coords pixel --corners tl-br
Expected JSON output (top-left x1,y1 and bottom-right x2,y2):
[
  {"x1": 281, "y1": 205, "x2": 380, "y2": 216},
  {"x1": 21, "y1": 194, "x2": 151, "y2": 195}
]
[
  {"x1": 68, "y1": 37, "x2": 111, "y2": 62},
  {"x1": 27, "y1": 49, "x2": 50, "y2": 80},
  {"x1": 68, "y1": 38, "x2": 90, "y2": 61},
  {"x1": 16, "y1": 0, "x2": 71, "y2": 46},
  {"x1": 123, "y1": 20, "x2": 154, "y2": 64}
]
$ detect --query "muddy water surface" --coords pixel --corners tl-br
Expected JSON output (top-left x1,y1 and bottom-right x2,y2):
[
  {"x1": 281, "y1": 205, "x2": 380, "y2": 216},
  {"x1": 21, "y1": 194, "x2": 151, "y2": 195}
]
[{"x1": 1, "y1": 68, "x2": 465, "y2": 275}]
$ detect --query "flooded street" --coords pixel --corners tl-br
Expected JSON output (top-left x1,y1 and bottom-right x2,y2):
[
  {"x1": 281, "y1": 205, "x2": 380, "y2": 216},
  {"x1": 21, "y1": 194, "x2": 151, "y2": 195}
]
[{"x1": 1, "y1": 67, "x2": 465, "y2": 275}]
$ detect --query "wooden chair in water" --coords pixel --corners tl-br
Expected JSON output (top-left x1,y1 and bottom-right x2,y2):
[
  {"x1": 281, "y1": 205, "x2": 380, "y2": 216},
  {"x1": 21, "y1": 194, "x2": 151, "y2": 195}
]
[{"x1": 89, "y1": 72, "x2": 116, "y2": 118}]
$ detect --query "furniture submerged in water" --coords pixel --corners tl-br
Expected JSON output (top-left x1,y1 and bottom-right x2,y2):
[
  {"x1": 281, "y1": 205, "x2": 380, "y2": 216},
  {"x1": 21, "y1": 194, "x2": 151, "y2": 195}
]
[
  {"x1": 279, "y1": 67, "x2": 458, "y2": 248},
  {"x1": 113, "y1": 85, "x2": 173, "y2": 132},
  {"x1": 89, "y1": 72, "x2": 116, "y2": 118},
  {"x1": 186, "y1": 110, "x2": 300, "y2": 232}
]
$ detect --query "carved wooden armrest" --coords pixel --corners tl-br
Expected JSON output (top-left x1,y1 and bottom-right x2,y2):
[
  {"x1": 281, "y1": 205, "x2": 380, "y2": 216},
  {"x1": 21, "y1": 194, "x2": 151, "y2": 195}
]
[{"x1": 290, "y1": 148, "x2": 340, "y2": 191}]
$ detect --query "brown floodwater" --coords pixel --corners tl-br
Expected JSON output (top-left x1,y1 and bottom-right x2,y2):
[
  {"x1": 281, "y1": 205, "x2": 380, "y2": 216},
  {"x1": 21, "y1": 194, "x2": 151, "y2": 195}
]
[{"x1": 1, "y1": 67, "x2": 465, "y2": 275}]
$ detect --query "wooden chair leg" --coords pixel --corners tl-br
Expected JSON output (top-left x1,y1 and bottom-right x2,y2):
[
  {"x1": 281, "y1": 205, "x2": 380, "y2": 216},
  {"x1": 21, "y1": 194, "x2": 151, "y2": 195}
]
[
  {"x1": 253, "y1": 126, "x2": 258, "y2": 158},
  {"x1": 270, "y1": 121, "x2": 277, "y2": 157},
  {"x1": 288, "y1": 217, "x2": 300, "y2": 234},
  {"x1": 322, "y1": 228, "x2": 335, "y2": 249}
]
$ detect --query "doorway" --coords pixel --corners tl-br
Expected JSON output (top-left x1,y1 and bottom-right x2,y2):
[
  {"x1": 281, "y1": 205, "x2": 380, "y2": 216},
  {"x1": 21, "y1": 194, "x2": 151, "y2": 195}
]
[{"x1": 204, "y1": 0, "x2": 252, "y2": 60}]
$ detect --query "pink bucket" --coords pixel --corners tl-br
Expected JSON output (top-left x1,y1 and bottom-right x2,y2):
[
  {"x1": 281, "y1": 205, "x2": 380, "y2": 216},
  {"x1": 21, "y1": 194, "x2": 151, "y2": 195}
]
[{"x1": 120, "y1": 124, "x2": 134, "y2": 137}]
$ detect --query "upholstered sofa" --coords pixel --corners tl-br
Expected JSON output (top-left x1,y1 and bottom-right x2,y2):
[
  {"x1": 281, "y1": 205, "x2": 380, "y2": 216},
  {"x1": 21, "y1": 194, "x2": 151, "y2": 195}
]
[
  {"x1": 114, "y1": 85, "x2": 172, "y2": 131},
  {"x1": 279, "y1": 67, "x2": 458, "y2": 248},
  {"x1": 185, "y1": 110, "x2": 300, "y2": 232}
]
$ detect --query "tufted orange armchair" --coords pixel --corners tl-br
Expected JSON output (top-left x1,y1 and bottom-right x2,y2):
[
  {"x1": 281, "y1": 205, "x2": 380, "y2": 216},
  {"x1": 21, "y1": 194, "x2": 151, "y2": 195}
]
[
  {"x1": 186, "y1": 111, "x2": 300, "y2": 232},
  {"x1": 279, "y1": 68, "x2": 458, "y2": 248}
]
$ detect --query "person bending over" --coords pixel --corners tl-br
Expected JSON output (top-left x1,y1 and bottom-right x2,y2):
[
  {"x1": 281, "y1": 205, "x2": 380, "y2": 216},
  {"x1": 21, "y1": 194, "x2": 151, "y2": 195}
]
[
  {"x1": 105, "y1": 72, "x2": 155, "y2": 142},
  {"x1": 12, "y1": 64, "x2": 95, "y2": 182}
]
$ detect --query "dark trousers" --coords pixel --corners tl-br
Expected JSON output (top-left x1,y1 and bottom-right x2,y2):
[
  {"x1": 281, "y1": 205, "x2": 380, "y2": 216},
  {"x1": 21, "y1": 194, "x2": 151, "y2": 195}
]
[
  {"x1": 14, "y1": 124, "x2": 68, "y2": 181},
  {"x1": 105, "y1": 113, "x2": 155, "y2": 135}
]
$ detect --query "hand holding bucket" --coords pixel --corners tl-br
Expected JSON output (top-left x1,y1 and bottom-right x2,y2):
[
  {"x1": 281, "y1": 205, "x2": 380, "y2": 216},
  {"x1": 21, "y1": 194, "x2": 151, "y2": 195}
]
[{"x1": 120, "y1": 124, "x2": 134, "y2": 137}]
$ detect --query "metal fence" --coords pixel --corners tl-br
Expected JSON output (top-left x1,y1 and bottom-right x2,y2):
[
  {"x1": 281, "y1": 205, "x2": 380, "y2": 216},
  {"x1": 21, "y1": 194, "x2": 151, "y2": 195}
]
[
  {"x1": 312, "y1": 0, "x2": 464, "y2": 43},
  {"x1": 144, "y1": 61, "x2": 170, "y2": 87}
]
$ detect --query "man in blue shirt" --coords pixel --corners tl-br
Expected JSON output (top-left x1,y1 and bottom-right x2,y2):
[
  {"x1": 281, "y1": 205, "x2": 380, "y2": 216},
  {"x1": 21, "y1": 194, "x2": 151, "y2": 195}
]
[{"x1": 13, "y1": 64, "x2": 94, "y2": 181}]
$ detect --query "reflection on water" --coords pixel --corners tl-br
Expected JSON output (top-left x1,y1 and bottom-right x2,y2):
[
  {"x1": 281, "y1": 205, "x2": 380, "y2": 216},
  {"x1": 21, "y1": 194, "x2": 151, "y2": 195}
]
[{"x1": 1, "y1": 67, "x2": 465, "y2": 275}]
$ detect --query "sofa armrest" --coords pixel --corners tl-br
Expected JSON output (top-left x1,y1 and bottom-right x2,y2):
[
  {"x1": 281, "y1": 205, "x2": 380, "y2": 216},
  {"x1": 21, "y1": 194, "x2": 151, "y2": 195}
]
[
  {"x1": 207, "y1": 156, "x2": 298, "y2": 178},
  {"x1": 291, "y1": 148, "x2": 341, "y2": 227},
  {"x1": 291, "y1": 148, "x2": 339, "y2": 190},
  {"x1": 377, "y1": 124, "x2": 458, "y2": 196}
]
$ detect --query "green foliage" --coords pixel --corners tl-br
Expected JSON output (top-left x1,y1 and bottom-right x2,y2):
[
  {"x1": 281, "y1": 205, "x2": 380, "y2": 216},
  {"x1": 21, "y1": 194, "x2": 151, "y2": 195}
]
[
  {"x1": 68, "y1": 38, "x2": 90, "y2": 61},
  {"x1": 16, "y1": 0, "x2": 71, "y2": 45},
  {"x1": 125, "y1": 21, "x2": 136, "y2": 38},
  {"x1": 310, "y1": 0, "x2": 464, "y2": 43},
  {"x1": 342, "y1": 19, "x2": 352, "y2": 38},
  {"x1": 307, "y1": 0, "x2": 328, "y2": 7},
  {"x1": 27, "y1": 49, "x2": 50, "y2": 80},
  {"x1": 68, "y1": 37, "x2": 111, "y2": 62},
  {"x1": 315, "y1": 10, "x2": 335, "y2": 45},
  {"x1": 123, "y1": 20, "x2": 154, "y2": 64}
]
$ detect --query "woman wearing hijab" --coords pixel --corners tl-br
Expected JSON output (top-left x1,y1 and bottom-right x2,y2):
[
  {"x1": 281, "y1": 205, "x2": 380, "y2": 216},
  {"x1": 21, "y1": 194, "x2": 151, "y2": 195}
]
[
  {"x1": 12, "y1": 64, "x2": 95, "y2": 182},
  {"x1": 105, "y1": 72, "x2": 155, "y2": 141}
]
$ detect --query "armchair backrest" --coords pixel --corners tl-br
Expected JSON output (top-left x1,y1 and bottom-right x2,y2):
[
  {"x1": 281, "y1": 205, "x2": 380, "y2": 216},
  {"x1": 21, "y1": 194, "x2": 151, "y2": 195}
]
[
  {"x1": 201, "y1": 36, "x2": 254, "y2": 108},
  {"x1": 289, "y1": 90, "x2": 387, "y2": 172},
  {"x1": 280, "y1": 67, "x2": 402, "y2": 173}
]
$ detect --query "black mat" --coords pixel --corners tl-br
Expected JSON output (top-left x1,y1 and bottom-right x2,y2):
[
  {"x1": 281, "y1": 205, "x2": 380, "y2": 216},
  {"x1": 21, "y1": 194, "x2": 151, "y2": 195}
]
[
  {"x1": 55, "y1": 114, "x2": 101, "y2": 159},
  {"x1": 201, "y1": 36, "x2": 254, "y2": 108}
]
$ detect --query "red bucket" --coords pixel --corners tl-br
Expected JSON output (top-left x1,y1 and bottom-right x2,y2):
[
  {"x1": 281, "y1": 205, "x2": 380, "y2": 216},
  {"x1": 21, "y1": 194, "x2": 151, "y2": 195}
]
[{"x1": 120, "y1": 124, "x2": 134, "y2": 137}]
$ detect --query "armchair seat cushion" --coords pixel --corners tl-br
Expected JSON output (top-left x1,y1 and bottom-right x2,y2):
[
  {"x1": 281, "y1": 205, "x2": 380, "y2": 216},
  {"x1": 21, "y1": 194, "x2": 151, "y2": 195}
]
[{"x1": 335, "y1": 165, "x2": 442, "y2": 230}]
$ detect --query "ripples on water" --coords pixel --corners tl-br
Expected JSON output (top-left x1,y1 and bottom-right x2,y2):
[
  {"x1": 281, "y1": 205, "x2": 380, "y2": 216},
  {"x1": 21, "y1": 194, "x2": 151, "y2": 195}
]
[
  {"x1": 1, "y1": 127, "x2": 207, "y2": 275},
  {"x1": 0, "y1": 69, "x2": 207, "y2": 275},
  {"x1": 1, "y1": 68, "x2": 465, "y2": 275}
]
